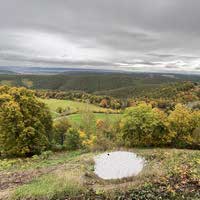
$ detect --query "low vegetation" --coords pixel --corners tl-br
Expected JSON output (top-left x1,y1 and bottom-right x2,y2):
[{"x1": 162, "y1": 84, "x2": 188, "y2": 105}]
[{"x1": 0, "y1": 149, "x2": 199, "y2": 199}]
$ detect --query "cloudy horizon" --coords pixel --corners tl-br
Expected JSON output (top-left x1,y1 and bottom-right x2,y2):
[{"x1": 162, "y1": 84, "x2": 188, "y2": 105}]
[{"x1": 0, "y1": 0, "x2": 200, "y2": 74}]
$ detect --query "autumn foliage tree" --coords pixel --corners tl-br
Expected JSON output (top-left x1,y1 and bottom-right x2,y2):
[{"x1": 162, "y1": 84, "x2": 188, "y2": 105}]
[
  {"x1": 120, "y1": 103, "x2": 169, "y2": 147},
  {"x1": 168, "y1": 104, "x2": 200, "y2": 148},
  {"x1": 99, "y1": 98, "x2": 109, "y2": 108},
  {"x1": 53, "y1": 118, "x2": 71, "y2": 145},
  {"x1": 119, "y1": 103, "x2": 200, "y2": 148},
  {"x1": 0, "y1": 86, "x2": 53, "y2": 157}
]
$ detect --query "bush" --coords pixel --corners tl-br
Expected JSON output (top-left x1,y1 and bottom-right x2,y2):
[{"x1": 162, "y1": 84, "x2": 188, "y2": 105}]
[
  {"x1": 192, "y1": 127, "x2": 200, "y2": 148},
  {"x1": 0, "y1": 86, "x2": 53, "y2": 157},
  {"x1": 40, "y1": 150, "x2": 53, "y2": 159},
  {"x1": 53, "y1": 119, "x2": 71, "y2": 145},
  {"x1": 92, "y1": 119, "x2": 116, "y2": 151},
  {"x1": 168, "y1": 104, "x2": 200, "y2": 148},
  {"x1": 119, "y1": 103, "x2": 200, "y2": 149},
  {"x1": 64, "y1": 128, "x2": 81, "y2": 150},
  {"x1": 79, "y1": 110, "x2": 96, "y2": 136},
  {"x1": 119, "y1": 103, "x2": 169, "y2": 147},
  {"x1": 56, "y1": 106, "x2": 64, "y2": 114},
  {"x1": 51, "y1": 144, "x2": 65, "y2": 152}
]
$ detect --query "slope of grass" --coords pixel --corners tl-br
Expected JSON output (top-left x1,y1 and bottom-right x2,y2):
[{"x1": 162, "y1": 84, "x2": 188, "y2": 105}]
[
  {"x1": 0, "y1": 151, "x2": 84, "y2": 172},
  {"x1": 13, "y1": 173, "x2": 84, "y2": 200},
  {"x1": 1, "y1": 149, "x2": 199, "y2": 200},
  {"x1": 57, "y1": 113, "x2": 122, "y2": 124},
  {"x1": 40, "y1": 98, "x2": 121, "y2": 120},
  {"x1": 40, "y1": 98, "x2": 107, "y2": 113}
]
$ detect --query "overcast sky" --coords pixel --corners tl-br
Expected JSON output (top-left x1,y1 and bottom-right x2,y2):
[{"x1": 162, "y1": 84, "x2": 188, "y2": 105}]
[{"x1": 0, "y1": 0, "x2": 200, "y2": 73}]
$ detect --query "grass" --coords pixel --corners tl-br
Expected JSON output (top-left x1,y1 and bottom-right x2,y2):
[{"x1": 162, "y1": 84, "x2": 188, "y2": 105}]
[
  {"x1": 0, "y1": 150, "x2": 84, "y2": 172},
  {"x1": 0, "y1": 80, "x2": 13, "y2": 86},
  {"x1": 1, "y1": 148, "x2": 199, "y2": 200},
  {"x1": 13, "y1": 172, "x2": 84, "y2": 200},
  {"x1": 40, "y1": 98, "x2": 122, "y2": 122},
  {"x1": 57, "y1": 113, "x2": 122, "y2": 124},
  {"x1": 0, "y1": 151, "x2": 94, "y2": 200},
  {"x1": 40, "y1": 98, "x2": 109, "y2": 115}
]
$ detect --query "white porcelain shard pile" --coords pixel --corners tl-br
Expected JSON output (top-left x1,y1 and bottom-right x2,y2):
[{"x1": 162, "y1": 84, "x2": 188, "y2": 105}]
[{"x1": 94, "y1": 151, "x2": 145, "y2": 180}]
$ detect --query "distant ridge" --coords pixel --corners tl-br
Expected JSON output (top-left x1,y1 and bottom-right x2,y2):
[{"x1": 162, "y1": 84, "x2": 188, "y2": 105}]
[
  {"x1": 0, "y1": 69, "x2": 18, "y2": 75},
  {"x1": 0, "y1": 66, "x2": 200, "y2": 75},
  {"x1": 0, "y1": 66, "x2": 125, "y2": 75}
]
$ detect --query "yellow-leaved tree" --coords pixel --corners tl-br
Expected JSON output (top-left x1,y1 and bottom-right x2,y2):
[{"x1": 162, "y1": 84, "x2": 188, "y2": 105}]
[
  {"x1": 168, "y1": 104, "x2": 200, "y2": 148},
  {"x1": 0, "y1": 86, "x2": 53, "y2": 157},
  {"x1": 119, "y1": 103, "x2": 169, "y2": 147}
]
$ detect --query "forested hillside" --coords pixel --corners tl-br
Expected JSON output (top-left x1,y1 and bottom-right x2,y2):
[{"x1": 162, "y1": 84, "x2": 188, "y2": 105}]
[{"x1": 0, "y1": 73, "x2": 199, "y2": 98}]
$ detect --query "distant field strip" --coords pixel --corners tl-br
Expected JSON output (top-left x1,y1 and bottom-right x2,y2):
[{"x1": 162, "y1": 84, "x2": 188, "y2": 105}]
[
  {"x1": 40, "y1": 98, "x2": 107, "y2": 112},
  {"x1": 40, "y1": 98, "x2": 121, "y2": 121},
  {"x1": 57, "y1": 113, "x2": 122, "y2": 123}
]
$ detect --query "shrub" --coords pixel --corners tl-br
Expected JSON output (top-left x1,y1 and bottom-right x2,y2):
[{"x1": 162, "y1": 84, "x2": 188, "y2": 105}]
[
  {"x1": 119, "y1": 103, "x2": 200, "y2": 149},
  {"x1": 0, "y1": 86, "x2": 53, "y2": 157},
  {"x1": 99, "y1": 98, "x2": 109, "y2": 108},
  {"x1": 40, "y1": 150, "x2": 53, "y2": 159},
  {"x1": 79, "y1": 110, "x2": 96, "y2": 136},
  {"x1": 192, "y1": 127, "x2": 200, "y2": 148},
  {"x1": 56, "y1": 106, "x2": 64, "y2": 114},
  {"x1": 53, "y1": 118, "x2": 71, "y2": 145},
  {"x1": 93, "y1": 119, "x2": 116, "y2": 151},
  {"x1": 119, "y1": 103, "x2": 169, "y2": 147},
  {"x1": 168, "y1": 104, "x2": 200, "y2": 148},
  {"x1": 51, "y1": 144, "x2": 65, "y2": 152},
  {"x1": 64, "y1": 128, "x2": 81, "y2": 150}
]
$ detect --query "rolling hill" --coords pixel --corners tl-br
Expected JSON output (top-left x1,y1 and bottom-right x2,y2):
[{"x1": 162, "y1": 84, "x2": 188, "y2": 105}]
[{"x1": 0, "y1": 72, "x2": 199, "y2": 98}]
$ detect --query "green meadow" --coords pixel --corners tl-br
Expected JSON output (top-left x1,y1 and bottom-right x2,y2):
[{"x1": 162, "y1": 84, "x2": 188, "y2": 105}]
[
  {"x1": 58, "y1": 113, "x2": 122, "y2": 124},
  {"x1": 40, "y1": 98, "x2": 122, "y2": 120}
]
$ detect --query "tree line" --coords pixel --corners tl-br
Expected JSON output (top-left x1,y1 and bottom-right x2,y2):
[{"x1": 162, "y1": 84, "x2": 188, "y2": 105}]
[{"x1": 36, "y1": 90, "x2": 124, "y2": 109}]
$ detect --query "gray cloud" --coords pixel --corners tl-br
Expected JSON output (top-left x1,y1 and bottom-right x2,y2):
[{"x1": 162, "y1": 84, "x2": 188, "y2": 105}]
[
  {"x1": 0, "y1": 50, "x2": 116, "y2": 67},
  {"x1": 165, "y1": 66, "x2": 181, "y2": 69},
  {"x1": 0, "y1": 0, "x2": 200, "y2": 73}
]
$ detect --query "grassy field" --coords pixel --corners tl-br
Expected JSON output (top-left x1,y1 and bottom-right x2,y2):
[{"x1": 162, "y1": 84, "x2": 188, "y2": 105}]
[
  {"x1": 0, "y1": 149, "x2": 199, "y2": 200},
  {"x1": 40, "y1": 98, "x2": 121, "y2": 120},
  {"x1": 56, "y1": 113, "x2": 122, "y2": 124},
  {"x1": 40, "y1": 98, "x2": 108, "y2": 112}
]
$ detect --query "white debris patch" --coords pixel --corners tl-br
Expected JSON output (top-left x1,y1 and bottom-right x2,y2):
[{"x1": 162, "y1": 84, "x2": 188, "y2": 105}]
[{"x1": 94, "y1": 151, "x2": 145, "y2": 180}]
